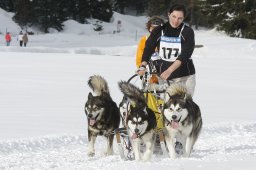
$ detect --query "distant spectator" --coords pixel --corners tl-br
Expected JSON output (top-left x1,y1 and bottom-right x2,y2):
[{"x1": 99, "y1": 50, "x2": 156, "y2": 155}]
[
  {"x1": 23, "y1": 33, "x2": 28, "y2": 47},
  {"x1": 5, "y1": 32, "x2": 11, "y2": 46},
  {"x1": 18, "y1": 31, "x2": 23, "y2": 47}
]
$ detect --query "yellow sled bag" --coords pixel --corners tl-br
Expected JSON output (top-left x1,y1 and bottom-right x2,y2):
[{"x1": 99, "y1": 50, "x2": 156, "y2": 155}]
[{"x1": 144, "y1": 93, "x2": 164, "y2": 129}]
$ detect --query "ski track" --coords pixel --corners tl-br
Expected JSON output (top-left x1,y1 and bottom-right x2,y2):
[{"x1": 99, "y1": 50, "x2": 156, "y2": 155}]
[{"x1": 0, "y1": 122, "x2": 255, "y2": 170}]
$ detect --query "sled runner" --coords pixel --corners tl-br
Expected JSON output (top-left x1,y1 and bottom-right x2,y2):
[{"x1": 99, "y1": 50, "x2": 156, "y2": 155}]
[{"x1": 115, "y1": 128, "x2": 135, "y2": 160}]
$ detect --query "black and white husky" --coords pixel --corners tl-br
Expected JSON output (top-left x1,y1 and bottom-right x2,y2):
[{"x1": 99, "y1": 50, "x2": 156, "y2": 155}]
[
  {"x1": 163, "y1": 83, "x2": 202, "y2": 159},
  {"x1": 84, "y1": 75, "x2": 120, "y2": 157},
  {"x1": 118, "y1": 81, "x2": 157, "y2": 161}
]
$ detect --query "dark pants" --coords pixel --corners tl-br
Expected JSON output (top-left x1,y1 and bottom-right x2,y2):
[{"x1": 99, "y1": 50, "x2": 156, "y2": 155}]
[
  {"x1": 6, "y1": 41, "x2": 10, "y2": 46},
  {"x1": 19, "y1": 41, "x2": 23, "y2": 47}
]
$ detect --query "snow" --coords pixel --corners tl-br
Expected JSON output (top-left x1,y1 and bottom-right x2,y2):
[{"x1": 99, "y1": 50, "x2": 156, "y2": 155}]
[
  {"x1": 0, "y1": 9, "x2": 256, "y2": 170},
  {"x1": 0, "y1": 8, "x2": 19, "y2": 35}
]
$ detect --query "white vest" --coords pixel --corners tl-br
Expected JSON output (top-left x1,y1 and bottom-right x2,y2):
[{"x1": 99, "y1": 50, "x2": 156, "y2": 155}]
[{"x1": 158, "y1": 24, "x2": 185, "y2": 62}]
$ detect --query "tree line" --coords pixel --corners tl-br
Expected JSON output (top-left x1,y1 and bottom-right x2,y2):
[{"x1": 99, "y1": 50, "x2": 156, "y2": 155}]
[
  {"x1": 0, "y1": 0, "x2": 255, "y2": 39},
  {"x1": 1, "y1": 0, "x2": 113, "y2": 33},
  {"x1": 146, "y1": 0, "x2": 256, "y2": 39}
]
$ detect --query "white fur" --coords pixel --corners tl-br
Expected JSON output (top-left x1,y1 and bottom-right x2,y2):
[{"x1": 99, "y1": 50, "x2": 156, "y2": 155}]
[
  {"x1": 164, "y1": 106, "x2": 195, "y2": 159},
  {"x1": 129, "y1": 130, "x2": 155, "y2": 161},
  {"x1": 104, "y1": 137, "x2": 113, "y2": 156},
  {"x1": 166, "y1": 83, "x2": 187, "y2": 96},
  {"x1": 164, "y1": 104, "x2": 189, "y2": 124},
  {"x1": 87, "y1": 135, "x2": 96, "y2": 157},
  {"x1": 127, "y1": 120, "x2": 148, "y2": 137},
  {"x1": 127, "y1": 119, "x2": 154, "y2": 161},
  {"x1": 89, "y1": 75, "x2": 109, "y2": 96}
]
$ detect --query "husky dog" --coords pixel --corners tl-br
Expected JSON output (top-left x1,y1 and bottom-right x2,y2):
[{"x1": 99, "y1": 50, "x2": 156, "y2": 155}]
[
  {"x1": 84, "y1": 75, "x2": 120, "y2": 157},
  {"x1": 119, "y1": 96, "x2": 130, "y2": 128},
  {"x1": 163, "y1": 83, "x2": 202, "y2": 159},
  {"x1": 118, "y1": 81, "x2": 157, "y2": 161}
]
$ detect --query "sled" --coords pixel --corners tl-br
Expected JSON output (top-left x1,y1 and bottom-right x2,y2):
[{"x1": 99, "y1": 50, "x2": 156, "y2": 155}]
[
  {"x1": 115, "y1": 128, "x2": 135, "y2": 160},
  {"x1": 115, "y1": 59, "x2": 169, "y2": 160}
]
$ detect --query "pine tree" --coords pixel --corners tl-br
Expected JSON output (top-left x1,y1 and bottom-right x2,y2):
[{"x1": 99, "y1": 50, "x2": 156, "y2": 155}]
[
  {"x1": 134, "y1": 0, "x2": 147, "y2": 15},
  {"x1": 147, "y1": 0, "x2": 167, "y2": 17},
  {"x1": 65, "y1": 0, "x2": 91, "y2": 23},
  {"x1": 186, "y1": 0, "x2": 210, "y2": 29},
  {"x1": 198, "y1": 0, "x2": 256, "y2": 39},
  {"x1": 112, "y1": 0, "x2": 147, "y2": 15},
  {"x1": 31, "y1": 0, "x2": 68, "y2": 33},
  {"x1": 13, "y1": 0, "x2": 33, "y2": 29},
  {"x1": 112, "y1": 0, "x2": 127, "y2": 14},
  {"x1": 0, "y1": 0, "x2": 15, "y2": 12},
  {"x1": 245, "y1": 0, "x2": 256, "y2": 39},
  {"x1": 90, "y1": 0, "x2": 113, "y2": 22},
  {"x1": 77, "y1": 0, "x2": 91, "y2": 23}
]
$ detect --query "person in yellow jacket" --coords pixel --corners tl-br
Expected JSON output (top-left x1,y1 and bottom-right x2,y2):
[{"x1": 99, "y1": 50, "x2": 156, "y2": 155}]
[{"x1": 136, "y1": 16, "x2": 165, "y2": 68}]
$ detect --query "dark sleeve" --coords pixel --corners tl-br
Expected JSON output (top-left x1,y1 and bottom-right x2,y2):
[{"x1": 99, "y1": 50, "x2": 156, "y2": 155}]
[
  {"x1": 177, "y1": 26, "x2": 195, "y2": 63},
  {"x1": 141, "y1": 26, "x2": 162, "y2": 63}
]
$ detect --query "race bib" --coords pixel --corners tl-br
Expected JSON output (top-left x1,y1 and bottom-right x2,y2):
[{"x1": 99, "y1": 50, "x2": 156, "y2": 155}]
[{"x1": 159, "y1": 36, "x2": 181, "y2": 62}]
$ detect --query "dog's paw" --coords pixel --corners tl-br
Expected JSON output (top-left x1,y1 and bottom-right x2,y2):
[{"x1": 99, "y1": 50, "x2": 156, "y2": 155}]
[
  {"x1": 169, "y1": 152, "x2": 177, "y2": 159},
  {"x1": 182, "y1": 151, "x2": 190, "y2": 158},
  {"x1": 142, "y1": 151, "x2": 152, "y2": 161},
  {"x1": 87, "y1": 151, "x2": 95, "y2": 157},
  {"x1": 142, "y1": 157, "x2": 150, "y2": 162},
  {"x1": 103, "y1": 150, "x2": 113, "y2": 156},
  {"x1": 135, "y1": 157, "x2": 141, "y2": 161},
  {"x1": 134, "y1": 153, "x2": 141, "y2": 161}
]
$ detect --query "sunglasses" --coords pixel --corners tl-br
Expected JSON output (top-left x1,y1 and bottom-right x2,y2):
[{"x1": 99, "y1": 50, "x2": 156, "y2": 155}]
[{"x1": 151, "y1": 20, "x2": 162, "y2": 26}]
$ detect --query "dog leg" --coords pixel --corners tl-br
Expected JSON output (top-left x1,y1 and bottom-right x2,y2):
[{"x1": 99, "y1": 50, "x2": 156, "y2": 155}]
[
  {"x1": 88, "y1": 133, "x2": 97, "y2": 157},
  {"x1": 132, "y1": 138, "x2": 141, "y2": 161},
  {"x1": 142, "y1": 133, "x2": 155, "y2": 161},
  {"x1": 175, "y1": 133, "x2": 186, "y2": 156},
  {"x1": 184, "y1": 136, "x2": 195, "y2": 157},
  {"x1": 165, "y1": 133, "x2": 176, "y2": 159},
  {"x1": 104, "y1": 135, "x2": 114, "y2": 156}
]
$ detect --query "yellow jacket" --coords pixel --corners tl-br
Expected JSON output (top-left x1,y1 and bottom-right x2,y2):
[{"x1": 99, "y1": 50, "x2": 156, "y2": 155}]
[{"x1": 136, "y1": 35, "x2": 147, "y2": 68}]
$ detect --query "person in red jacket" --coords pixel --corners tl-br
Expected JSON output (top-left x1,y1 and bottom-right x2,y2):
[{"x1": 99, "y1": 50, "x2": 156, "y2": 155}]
[{"x1": 5, "y1": 32, "x2": 11, "y2": 46}]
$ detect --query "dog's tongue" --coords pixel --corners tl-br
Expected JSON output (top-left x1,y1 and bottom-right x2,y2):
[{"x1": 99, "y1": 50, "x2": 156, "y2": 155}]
[
  {"x1": 131, "y1": 133, "x2": 138, "y2": 139},
  {"x1": 89, "y1": 119, "x2": 96, "y2": 126},
  {"x1": 171, "y1": 121, "x2": 179, "y2": 129}
]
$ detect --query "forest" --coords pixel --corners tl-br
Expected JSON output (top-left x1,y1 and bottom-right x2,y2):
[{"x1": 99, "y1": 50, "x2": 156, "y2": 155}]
[{"x1": 0, "y1": 0, "x2": 255, "y2": 39}]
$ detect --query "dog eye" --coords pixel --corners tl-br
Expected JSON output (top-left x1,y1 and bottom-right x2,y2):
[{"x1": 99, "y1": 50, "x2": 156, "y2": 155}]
[
  {"x1": 169, "y1": 108, "x2": 173, "y2": 111},
  {"x1": 138, "y1": 122, "x2": 144, "y2": 125},
  {"x1": 177, "y1": 108, "x2": 182, "y2": 112}
]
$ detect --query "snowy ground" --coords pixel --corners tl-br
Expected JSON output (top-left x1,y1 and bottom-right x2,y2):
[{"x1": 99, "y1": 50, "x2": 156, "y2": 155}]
[{"x1": 0, "y1": 11, "x2": 256, "y2": 170}]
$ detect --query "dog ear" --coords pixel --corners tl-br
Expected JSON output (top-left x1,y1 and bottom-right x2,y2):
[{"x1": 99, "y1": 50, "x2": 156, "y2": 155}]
[
  {"x1": 143, "y1": 107, "x2": 148, "y2": 115},
  {"x1": 88, "y1": 92, "x2": 93, "y2": 99},
  {"x1": 183, "y1": 94, "x2": 187, "y2": 100},
  {"x1": 164, "y1": 92, "x2": 171, "y2": 103}
]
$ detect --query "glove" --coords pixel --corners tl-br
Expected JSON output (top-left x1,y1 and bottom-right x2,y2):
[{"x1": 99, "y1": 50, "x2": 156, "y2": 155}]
[
  {"x1": 137, "y1": 65, "x2": 146, "y2": 76},
  {"x1": 137, "y1": 65, "x2": 146, "y2": 71}
]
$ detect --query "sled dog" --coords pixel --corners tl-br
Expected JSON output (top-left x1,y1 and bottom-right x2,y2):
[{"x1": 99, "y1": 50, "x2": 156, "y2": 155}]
[
  {"x1": 119, "y1": 96, "x2": 130, "y2": 128},
  {"x1": 118, "y1": 81, "x2": 157, "y2": 161},
  {"x1": 163, "y1": 83, "x2": 202, "y2": 158},
  {"x1": 84, "y1": 75, "x2": 120, "y2": 157}
]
